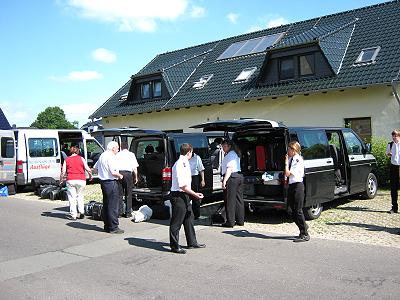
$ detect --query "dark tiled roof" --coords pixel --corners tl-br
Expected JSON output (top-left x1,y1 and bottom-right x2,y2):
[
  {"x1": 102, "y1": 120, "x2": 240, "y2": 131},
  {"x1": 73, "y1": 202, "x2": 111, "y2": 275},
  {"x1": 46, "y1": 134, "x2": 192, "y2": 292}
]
[
  {"x1": 0, "y1": 108, "x2": 11, "y2": 130},
  {"x1": 91, "y1": 1, "x2": 400, "y2": 119}
]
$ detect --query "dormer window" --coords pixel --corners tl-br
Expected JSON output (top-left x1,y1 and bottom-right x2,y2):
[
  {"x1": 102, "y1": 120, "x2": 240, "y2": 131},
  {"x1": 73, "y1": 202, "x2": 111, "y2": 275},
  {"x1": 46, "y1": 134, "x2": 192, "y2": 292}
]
[
  {"x1": 141, "y1": 83, "x2": 150, "y2": 99},
  {"x1": 233, "y1": 67, "x2": 257, "y2": 83},
  {"x1": 299, "y1": 54, "x2": 314, "y2": 76},
  {"x1": 153, "y1": 81, "x2": 161, "y2": 97},
  {"x1": 193, "y1": 74, "x2": 213, "y2": 89},
  {"x1": 355, "y1": 46, "x2": 380, "y2": 64},
  {"x1": 279, "y1": 57, "x2": 294, "y2": 80}
]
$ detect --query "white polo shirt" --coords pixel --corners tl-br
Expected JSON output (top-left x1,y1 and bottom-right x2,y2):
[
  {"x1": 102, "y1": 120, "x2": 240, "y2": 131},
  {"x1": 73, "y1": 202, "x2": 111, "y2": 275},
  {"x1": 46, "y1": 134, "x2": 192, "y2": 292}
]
[
  {"x1": 171, "y1": 155, "x2": 192, "y2": 192},
  {"x1": 221, "y1": 150, "x2": 241, "y2": 175},
  {"x1": 288, "y1": 154, "x2": 304, "y2": 184},
  {"x1": 116, "y1": 149, "x2": 139, "y2": 172},
  {"x1": 189, "y1": 153, "x2": 205, "y2": 176},
  {"x1": 94, "y1": 150, "x2": 119, "y2": 180},
  {"x1": 386, "y1": 141, "x2": 400, "y2": 165}
]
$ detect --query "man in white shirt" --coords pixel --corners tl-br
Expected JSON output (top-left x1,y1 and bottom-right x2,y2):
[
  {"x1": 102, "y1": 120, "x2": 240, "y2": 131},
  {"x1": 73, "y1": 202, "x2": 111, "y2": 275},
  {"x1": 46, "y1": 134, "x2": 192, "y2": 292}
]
[
  {"x1": 116, "y1": 142, "x2": 139, "y2": 218},
  {"x1": 169, "y1": 143, "x2": 205, "y2": 254},
  {"x1": 94, "y1": 141, "x2": 124, "y2": 234},
  {"x1": 386, "y1": 130, "x2": 400, "y2": 214}
]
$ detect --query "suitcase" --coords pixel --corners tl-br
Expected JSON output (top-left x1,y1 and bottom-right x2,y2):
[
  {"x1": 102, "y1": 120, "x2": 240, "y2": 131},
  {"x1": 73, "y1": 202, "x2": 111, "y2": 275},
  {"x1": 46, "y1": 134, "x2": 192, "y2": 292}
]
[
  {"x1": 84, "y1": 200, "x2": 97, "y2": 216},
  {"x1": 211, "y1": 204, "x2": 226, "y2": 225},
  {"x1": 150, "y1": 204, "x2": 170, "y2": 220},
  {"x1": 92, "y1": 202, "x2": 103, "y2": 221},
  {"x1": 32, "y1": 177, "x2": 58, "y2": 195},
  {"x1": 40, "y1": 185, "x2": 59, "y2": 199}
]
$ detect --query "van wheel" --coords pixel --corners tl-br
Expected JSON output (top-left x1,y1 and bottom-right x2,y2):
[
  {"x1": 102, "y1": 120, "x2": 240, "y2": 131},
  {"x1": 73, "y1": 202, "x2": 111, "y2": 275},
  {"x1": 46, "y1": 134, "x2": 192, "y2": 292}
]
[
  {"x1": 303, "y1": 204, "x2": 323, "y2": 220},
  {"x1": 361, "y1": 173, "x2": 378, "y2": 199}
]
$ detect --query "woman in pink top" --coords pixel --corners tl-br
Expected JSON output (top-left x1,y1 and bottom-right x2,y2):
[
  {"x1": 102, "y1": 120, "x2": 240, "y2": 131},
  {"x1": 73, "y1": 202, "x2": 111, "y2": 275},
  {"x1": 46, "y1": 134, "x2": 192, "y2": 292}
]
[{"x1": 61, "y1": 144, "x2": 92, "y2": 220}]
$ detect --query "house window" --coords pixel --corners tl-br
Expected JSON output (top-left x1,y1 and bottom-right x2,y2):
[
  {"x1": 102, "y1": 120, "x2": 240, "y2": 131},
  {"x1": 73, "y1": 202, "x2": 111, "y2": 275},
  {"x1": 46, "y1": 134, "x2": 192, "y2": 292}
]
[
  {"x1": 193, "y1": 74, "x2": 213, "y2": 89},
  {"x1": 233, "y1": 67, "x2": 257, "y2": 83},
  {"x1": 279, "y1": 57, "x2": 294, "y2": 80},
  {"x1": 119, "y1": 92, "x2": 128, "y2": 102},
  {"x1": 344, "y1": 117, "x2": 372, "y2": 142},
  {"x1": 153, "y1": 81, "x2": 162, "y2": 97},
  {"x1": 354, "y1": 47, "x2": 380, "y2": 64},
  {"x1": 141, "y1": 83, "x2": 150, "y2": 99},
  {"x1": 299, "y1": 54, "x2": 314, "y2": 76}
]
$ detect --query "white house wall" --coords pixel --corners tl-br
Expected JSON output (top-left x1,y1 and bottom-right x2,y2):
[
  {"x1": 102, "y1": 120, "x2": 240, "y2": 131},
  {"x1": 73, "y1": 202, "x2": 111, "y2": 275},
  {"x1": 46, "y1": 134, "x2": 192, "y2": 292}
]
[{"x1": 103, "y1": 85, "x2": 399, "y2": 138}]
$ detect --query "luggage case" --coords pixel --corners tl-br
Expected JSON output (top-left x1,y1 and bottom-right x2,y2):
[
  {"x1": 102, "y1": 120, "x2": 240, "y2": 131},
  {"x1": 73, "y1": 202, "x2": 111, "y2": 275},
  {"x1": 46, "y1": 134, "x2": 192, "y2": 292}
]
[
  {"x1": 92, "y1": 202, "x2": 103, "y2": 221},
  {"x1": 40, "y1": 185, "x2": 59, "y2": 199},
  {"x1": 211, "y1": 203, "x2": 226, "y2": 225},
  {"x1": 32, "y1": 177, "x2": 58, "y2": 195}
]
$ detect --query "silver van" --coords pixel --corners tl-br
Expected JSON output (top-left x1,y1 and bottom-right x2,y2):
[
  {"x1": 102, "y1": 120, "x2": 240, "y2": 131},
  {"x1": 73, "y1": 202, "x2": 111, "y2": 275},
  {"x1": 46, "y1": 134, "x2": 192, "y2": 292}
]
[{"x1": 0, "y1": 130, "x2": 16, "y2": 194}]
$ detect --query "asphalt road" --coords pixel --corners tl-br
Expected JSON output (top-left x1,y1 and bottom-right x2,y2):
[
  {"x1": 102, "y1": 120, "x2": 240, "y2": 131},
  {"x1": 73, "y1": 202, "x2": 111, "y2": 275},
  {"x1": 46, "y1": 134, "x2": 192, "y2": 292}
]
[{"x1": 0, "y1": 196, "x2": 399, "y2": 300}]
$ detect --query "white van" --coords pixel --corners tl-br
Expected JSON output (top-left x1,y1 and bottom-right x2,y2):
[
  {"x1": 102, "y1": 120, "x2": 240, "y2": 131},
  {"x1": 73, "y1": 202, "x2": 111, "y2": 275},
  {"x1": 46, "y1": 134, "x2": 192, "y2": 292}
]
[
  {"x1": 0, "y1": 130, "x2": 16, "y2": 194},
  {"x1": 14, "y1": 129, "x2": 104, "y2": 188}
]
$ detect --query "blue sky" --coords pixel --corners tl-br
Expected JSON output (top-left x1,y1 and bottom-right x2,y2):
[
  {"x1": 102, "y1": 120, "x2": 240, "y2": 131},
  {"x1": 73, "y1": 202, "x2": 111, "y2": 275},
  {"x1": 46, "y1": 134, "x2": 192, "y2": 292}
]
[{"x1": 0, "y1": 0, "x2": 388, "y2": 127}]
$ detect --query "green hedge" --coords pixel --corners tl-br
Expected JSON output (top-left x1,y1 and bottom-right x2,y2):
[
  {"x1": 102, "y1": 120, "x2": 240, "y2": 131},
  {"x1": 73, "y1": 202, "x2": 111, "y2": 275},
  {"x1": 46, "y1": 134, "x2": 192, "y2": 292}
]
[{"x1": 370, "y1": 136, "x2": 391, "y2": 187}]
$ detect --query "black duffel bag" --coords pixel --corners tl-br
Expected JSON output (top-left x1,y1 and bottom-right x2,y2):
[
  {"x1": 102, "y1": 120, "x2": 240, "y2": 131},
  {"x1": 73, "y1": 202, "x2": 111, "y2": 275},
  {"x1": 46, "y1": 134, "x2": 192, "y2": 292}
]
[{"x1": 92, "y1": 202, "x2": 103, "y2": 221}]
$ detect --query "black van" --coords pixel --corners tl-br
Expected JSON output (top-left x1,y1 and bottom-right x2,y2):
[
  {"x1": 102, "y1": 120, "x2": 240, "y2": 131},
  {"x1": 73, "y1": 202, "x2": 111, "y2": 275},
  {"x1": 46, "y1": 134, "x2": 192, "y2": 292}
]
[
  {"x1": 93, "y1": 128, "x2": 225, "y2": 203},
  {"x1": 192, "y1": 119, "x2": 378, "y2": 219}
]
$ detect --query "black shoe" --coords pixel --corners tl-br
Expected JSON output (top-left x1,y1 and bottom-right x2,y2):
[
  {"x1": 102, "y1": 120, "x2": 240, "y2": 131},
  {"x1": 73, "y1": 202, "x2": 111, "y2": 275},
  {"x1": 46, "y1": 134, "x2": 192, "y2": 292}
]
[
  {"x1": 66, "y1": 215, "x2": 77, "y2": 220},
  {"x1": 388, "y1": 209, "x2": 398, "y2": 214},
  {"x1": 171, "y1": 247, "x2": 186, "y2": 254},
  {"x1": 221, "y1": 223, "x2": 234, "y2": 228},
  {"x1": 103, "y1": 226, "x2": 110, "y2": 233},
  {"x1": 293, "y1": 234, "x2": 310, "y2": 243},
  {"x1": 188, "y1": 243, "x2": 206, "y2": 249},
  {"x1": 109, "y1": 228, "x2": 124, "y2": 234},
  {"x1": 78, "y1": 213, "x2": 85, "y2": 219}
]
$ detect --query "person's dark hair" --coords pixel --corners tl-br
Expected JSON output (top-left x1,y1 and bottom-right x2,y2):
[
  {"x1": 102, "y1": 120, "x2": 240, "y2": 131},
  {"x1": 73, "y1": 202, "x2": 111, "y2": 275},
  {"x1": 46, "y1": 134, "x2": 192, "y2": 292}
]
[
  {"x1": 70, "y1": 144, "x2": 80, "y2": 155},
  {"x1": 222, "y1": 139, "x2": 240, "y2": 155},
  {"x1": 214, "y1": 137, "x2": 223, "y2": 144},
  {"x1": 120, "y1": 141, "x2": 129, "y2": 150},
  {"x1": 156, "y1": 145, "x2": 164, "y2": 153},
  {"x1": 145, "y1": 144, "x2": 154, "y2": 154},
  {"x1": 180, "y1": 143, "x2": 193, "y2": 155}
]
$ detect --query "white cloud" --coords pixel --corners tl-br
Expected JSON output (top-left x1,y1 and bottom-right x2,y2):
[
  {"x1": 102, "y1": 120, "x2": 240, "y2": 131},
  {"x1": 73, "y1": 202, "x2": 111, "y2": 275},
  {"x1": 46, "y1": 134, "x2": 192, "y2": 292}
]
[
  {"x1": 61, "y1": 102, "x2": 100, "y2": 126},
  {"x1": 92, "y1": 48, "x2": 116, "y2": 63},
  {"x1": 227, "y1": 13, "x2": 238, "y2": 24},
  {"x1": 66, "y1": 0, "x2": 189, "y2": 32},
  {"x1": 48, "y1": 70, "x2": 103, "y2": 82},
  {"x1": 189, "y1": 6, "x2": 205, "y2": 18},
  {"x1": 1, "y1": 101, "x2": 35, "y2": 127},
  {"x1": 267, "y1": 17, "x2": 288, "y2": 28},
  {"x1": 246, "y1": 25, "x2": 263, "y2": 33}
]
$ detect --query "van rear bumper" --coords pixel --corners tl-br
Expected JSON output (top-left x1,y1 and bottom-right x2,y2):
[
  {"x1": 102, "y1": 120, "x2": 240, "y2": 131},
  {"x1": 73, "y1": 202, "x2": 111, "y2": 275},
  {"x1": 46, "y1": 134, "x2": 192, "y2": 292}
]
[{"x1": 244, "y1": 196, "x2": 287, "y2": 210}]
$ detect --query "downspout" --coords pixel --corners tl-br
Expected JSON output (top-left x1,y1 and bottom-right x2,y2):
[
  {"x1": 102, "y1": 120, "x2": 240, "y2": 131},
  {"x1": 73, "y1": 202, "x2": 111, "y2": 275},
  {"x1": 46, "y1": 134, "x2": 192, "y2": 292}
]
[{"x1": 391, "y1": 67, "x2": 400, "y2": 107}]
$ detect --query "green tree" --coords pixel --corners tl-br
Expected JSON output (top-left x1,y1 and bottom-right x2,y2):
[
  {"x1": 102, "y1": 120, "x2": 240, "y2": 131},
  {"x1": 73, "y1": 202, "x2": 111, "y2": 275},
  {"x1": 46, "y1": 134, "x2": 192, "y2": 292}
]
[{"x1": 31, "y1": 106, "x2": 78, "y2": 129}]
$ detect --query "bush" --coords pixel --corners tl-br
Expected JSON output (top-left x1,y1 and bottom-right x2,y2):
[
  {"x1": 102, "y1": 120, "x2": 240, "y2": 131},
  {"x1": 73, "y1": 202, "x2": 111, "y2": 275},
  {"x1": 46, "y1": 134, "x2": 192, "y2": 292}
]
[{"x1": 370, "y1": 136, "x2": 390, "y2": 187}]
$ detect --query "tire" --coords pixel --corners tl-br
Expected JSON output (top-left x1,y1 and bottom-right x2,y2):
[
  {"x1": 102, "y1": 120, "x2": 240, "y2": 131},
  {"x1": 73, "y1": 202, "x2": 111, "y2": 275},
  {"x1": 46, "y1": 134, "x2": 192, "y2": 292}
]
[
  {"x1": 361, "y1": 173, "x2": 378, "y2": 199},
  {"x1": 303, "y1": 203, "x2": 323, "y2": 220}
]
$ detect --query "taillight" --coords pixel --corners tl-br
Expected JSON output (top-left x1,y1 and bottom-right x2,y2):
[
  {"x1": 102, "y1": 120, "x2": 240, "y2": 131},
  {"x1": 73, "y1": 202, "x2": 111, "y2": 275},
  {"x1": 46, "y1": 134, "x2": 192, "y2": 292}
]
[
  {"x1": 162, "y1": 167, "x2": 172, "y2": 181},
  {"x1": 17, "y1": 160, "x2": 23, "y2": 174}
]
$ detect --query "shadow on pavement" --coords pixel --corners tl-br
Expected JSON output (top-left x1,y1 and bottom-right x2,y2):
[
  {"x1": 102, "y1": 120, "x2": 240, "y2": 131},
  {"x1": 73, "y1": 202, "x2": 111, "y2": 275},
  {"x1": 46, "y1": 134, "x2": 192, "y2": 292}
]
[
  {"x1": 125, "y1": 237, "x2": 170, "y2": 252},
  {"x1": 326, "y1": 222, "x2": 400, "y2": 235},
  {"x1": 66, "y1": 222, "x2": 105, "y2": 232},
  {"x1": 223, "y1": 229, "x2": 295, "y2": 241},
  {"x1": 41, "y1": 211, "x2": 70, "y2": 219},
  {"x1": 336, "y1": 206, "x2": 388, "y2": 213}
]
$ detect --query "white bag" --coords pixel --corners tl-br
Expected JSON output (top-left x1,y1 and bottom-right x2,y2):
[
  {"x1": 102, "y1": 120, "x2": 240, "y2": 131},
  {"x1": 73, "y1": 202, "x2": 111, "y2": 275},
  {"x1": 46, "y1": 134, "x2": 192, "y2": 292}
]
[{"x1": 132, "y1": 205, "x2": 153, "y2": 223}]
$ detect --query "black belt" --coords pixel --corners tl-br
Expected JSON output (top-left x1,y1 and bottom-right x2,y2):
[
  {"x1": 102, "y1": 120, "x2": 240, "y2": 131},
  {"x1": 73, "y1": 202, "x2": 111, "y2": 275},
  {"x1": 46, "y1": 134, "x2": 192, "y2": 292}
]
[
  {"x1": 120, "y1": 170, "x2": 132, "y2": 172},
  {"x1": 171, "y1": 191, "x2": 185, "y2": 195},
  {"x1": 101, "y1": 179, "x2": 117, "y2": 182}
]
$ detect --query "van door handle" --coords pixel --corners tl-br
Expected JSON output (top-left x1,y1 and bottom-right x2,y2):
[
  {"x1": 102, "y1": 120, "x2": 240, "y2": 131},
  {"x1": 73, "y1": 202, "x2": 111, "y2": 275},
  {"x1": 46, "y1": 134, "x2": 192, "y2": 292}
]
[
  {"x1": 350, "y1": 156, "x2": 355, "y2": 160},
  {"x1": 56, "y1": 159, "x2": 60, "y2": 163},
  {"x1": 326, "y1": 160, "x2": 332, "y2": 164}
]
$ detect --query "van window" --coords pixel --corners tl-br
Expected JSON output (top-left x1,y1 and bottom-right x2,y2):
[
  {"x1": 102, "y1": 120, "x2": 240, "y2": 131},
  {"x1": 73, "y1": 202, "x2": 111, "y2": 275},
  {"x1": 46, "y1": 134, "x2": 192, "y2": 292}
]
[
  {"x1": 343, "y1": 131, "x2": 363, "y2": 155},
  {"x1": 28, "y1": 138, "x2": 59, "y2": 157},
  {"x1": 1, "y1": 137, "x2": 14, "y2": 158},
  {"x1": 135, "y1": 140, "x2": 163, "y2": 159},
  {"x1": 174, "y1": 136, "x2": 209, "y2": 159},
  {"x1": 297, "y1": 131, "x2": 329, "y2": 160},
  {"x1": 86, "y1": 139, "x2": 103, "y2": 165}
]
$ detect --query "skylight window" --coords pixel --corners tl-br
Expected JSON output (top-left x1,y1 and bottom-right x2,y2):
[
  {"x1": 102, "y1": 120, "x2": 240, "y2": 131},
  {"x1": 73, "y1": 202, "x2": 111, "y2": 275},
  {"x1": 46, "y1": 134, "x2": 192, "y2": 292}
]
[
  {"x1": 119, "y1": 92, "x2": 128, "y2": 102},
  {"x1": 217, "y1": 32, "x2": 284, "y2": 60},
  {"x1": 233, "y1": 67, "x2": 257, "y2": 83},
  {"x1": 193, "y1": 74, "x2": 213, "y2": 89},
  {"x1": 355, "y1": 46, "x2": 380, "y2": 64}
]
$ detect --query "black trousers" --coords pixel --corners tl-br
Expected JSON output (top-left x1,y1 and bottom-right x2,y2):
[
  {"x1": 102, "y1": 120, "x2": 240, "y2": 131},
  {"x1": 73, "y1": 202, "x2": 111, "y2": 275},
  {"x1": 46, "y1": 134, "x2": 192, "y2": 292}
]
[
  {"x1": 169, "y1": 191, "x2": 197, "y2": 250},
  {"x1": 287, "y1": 182, "x2": 307, "y2": 235},
  {"x1": 119, "y1": 170, "x2": 133, "y2": 214},
  {"x1": 100, "y1": 180, "x2": 120, "y2": 231},
  {"x1": 390, "y1": 164, "x2": 399, "y2": 212},
  {"x1": 191, "y1": 175, "x2": 201, "y2": 219},
  {"x1": 224, "y1": 173, "x2": 244, "y2": 226}
]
